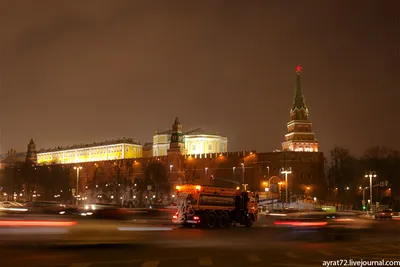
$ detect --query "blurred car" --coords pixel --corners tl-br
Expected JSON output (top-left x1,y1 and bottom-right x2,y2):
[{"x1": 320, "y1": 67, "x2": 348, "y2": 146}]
[
  {"x1": 374, "y1": 210, "x2": 393, "y2": 220},
  {"x1": 25, "y1": 201, "x2": 66, "y2": 214},
  {"x1": 0, "y1": 201, "x2": 28, "y2": 213},
  {"x1": 266, "y1": 208, "x2": 300, "y2": 217},
  {"x1": 78, "y1": 204, "x2": 128, "y2": 220},
  {"x1": 274, "y1": 212, "x2": 374, "y2": 240}
]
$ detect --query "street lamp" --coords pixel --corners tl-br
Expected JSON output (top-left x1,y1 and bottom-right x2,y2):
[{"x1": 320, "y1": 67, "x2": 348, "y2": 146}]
[
  {"x1": 205, "y1": 167, "x2": 208, "y2": 179},
  {"x1": 241, "y1": 163, "x2": 245, "y2": 185},
  {"x1": 281, "y1": 167, "x2": 292, "y2": 207},
  {"x1": 365, "y1": 171, "x2": 377, "y2": 213},
  {"x1": 232, "y1": 167, "x2": 236, "y2": 180},
  {"x1": 73, "y1": 166, "x2": 82, "y2": 205}
]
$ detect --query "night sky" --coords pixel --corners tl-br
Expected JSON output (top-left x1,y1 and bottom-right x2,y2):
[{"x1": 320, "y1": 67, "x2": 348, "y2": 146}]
[{"x1": 0, "y1": 0, "x2": 399, "y2": 156}]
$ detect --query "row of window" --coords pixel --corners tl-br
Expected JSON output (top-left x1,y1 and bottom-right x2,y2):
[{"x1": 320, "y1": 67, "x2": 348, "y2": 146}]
[
  {"x1": 297, "y1": 146, "x2": 314, "y2": 152},
  {"x1": 39, "y1": 146, "x2": 128, "y2": 159},
  {"x1": 190, "y1": 144, "x2": 226, "y2": 152}
]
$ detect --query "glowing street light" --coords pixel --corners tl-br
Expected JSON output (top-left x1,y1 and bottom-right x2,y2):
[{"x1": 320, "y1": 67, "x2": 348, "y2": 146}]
[
  {"x1": 281, "y1": 167, "x2": 292, "y2": 207},
  {"x1": 365, "y1": 171, "x2": 377, "y2": 213}
]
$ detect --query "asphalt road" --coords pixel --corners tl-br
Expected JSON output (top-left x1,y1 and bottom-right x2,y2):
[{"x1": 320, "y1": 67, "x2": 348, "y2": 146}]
[{"x1": 0, "y1": 219, "x2": 399, "y2": 267}]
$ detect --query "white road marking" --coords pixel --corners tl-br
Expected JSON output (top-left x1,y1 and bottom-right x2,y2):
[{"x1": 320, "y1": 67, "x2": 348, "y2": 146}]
[
  {"x1": 198, "y1": 257, "x2": 213, "y2": 266},
  {"x1": 141, "y1": 261, "x2": 160, "y2": 267},
  {"x1": 285, "y1": 252, "x2": 300, "y2": 259},
  {"x1": 70, "y1": 264, "x2": 91, "y2": 267},
  {"x1": 246, "y1": 254, "x2": 262, "y2": 263},
  {"x1": 316, "y1": 250, "x2": 333, "y2": 256}
]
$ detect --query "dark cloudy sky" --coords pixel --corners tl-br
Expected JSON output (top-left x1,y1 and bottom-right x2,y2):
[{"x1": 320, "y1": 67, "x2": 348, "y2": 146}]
[{"x1": 0, "y1": 0, "x2": 399, "y2": 156}]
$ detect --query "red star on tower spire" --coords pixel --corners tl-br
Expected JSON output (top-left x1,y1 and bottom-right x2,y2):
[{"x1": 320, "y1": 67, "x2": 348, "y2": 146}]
[{"x1": 296, "y1": 65, "x2": 302, "y2": 73}]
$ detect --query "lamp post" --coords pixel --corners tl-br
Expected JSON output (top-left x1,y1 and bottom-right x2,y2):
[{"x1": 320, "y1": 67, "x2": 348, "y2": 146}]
[
  {"x1": 267, "y1": 166, "x2": 270, "y2": 180},
  {"x1": 345, "y1": 186, "x2": 350, "y2": 210},
  {"x1": 205, "y1": 167, "x2": 208, "y2": 179},
  {"x1": 281, "y1": 167, "x2": 292, "y2": 207},
  {"x1": 241, "y1": 163, "x2": 245, "y2": 185},
  {"x1": 232, "y1": 167, "x2": 236, "y2": 180},
  {"x1": 365, "y1": 171, "x2": 377, "y2": 213},
  {"x1": 73, "y1": 166, "x2": 82, "y2": 206}
]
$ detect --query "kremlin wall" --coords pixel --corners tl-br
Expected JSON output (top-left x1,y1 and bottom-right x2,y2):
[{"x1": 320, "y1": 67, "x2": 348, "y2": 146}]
[{"x1": 0, "y1": 68, "x2": 326, "y2": 199}]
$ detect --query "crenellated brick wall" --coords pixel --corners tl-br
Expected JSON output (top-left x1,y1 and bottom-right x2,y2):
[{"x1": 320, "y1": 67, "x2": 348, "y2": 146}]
[{"x1": 55, "y1": 150, "x2": 325, "y2": 198}]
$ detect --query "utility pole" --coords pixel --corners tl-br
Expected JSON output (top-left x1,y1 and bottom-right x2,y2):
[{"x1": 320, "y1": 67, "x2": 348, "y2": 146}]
[
  {"x1": 365, "y1": 171, "x2": 377, "y2": 214},
  {"x1": 281, "y1": 167, "x2": 292, "y2": 208},
  {"x1": 74, "y1": 166, "x2": 82, "y2": 206}
]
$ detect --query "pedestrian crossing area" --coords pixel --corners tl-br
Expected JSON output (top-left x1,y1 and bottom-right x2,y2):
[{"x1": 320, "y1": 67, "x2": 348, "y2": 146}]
[{"x1": 62, "y1": 243, "x2": 400, "y2": 267}]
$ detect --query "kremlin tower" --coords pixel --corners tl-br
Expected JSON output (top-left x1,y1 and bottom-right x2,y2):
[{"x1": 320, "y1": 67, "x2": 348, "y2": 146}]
[
  {"x1": 25, "y1": 138, "x2": 37, "y2": 165},
  {"x1": 282, "y1": 66, "x2": 319, "y2": 152}
]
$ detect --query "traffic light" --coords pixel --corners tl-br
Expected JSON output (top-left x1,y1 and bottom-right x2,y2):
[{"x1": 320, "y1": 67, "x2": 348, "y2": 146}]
[
  {"x1": 210, "y1": 175, "x2": 214, "y2": 180},
  {"x1": 362, "y1": 205, "x2": 366, "y2": 211}
]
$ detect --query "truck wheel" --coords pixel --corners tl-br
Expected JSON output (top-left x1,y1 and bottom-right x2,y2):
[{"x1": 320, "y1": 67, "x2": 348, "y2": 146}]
[
  {"x1": 217, "y1": 213, "x2": 229, "y2": 228},
  {"x1": 206, "y1": 212, "x2": 217, "y2": 228},
  {"x1": 245, "y1": 216, "x2": 254, "y2": 228}
]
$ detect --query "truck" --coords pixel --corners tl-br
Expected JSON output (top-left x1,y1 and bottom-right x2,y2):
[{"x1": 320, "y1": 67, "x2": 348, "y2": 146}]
[{"x1": 172, "y1": 184, "x2": 258, "y2": 228}]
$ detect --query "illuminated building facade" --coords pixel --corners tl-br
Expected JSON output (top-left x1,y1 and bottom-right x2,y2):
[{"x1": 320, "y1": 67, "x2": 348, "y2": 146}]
[
  {"x1": 282, "y1": 66, "x2": 319, "y2": 152},
  {"x1": 37, "y1": 138, "x2": 142, "y2": 164},
  {"x1": 152, "y1": 125, "x2": 227, "y2": 157}
]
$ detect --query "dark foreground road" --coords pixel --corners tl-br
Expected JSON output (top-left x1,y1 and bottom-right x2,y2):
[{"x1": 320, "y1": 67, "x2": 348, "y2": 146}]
[
  {"x1": 0, "y1": 215, "x2": 399, "y2": 267},
  {"x1": 1, "y1": 220, "x2": 400, "y2": 267}
]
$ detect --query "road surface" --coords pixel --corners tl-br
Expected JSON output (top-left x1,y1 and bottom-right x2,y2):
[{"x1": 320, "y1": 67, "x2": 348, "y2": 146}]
[{"x1": 0, "y1": 219, "x2": 399, "y2": 267}]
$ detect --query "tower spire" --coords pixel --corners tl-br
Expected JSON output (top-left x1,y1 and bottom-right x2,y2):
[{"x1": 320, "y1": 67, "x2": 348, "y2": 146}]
[
  {"x1": 291, "y1": 66, "x2": 308, "y2": 120},
  {"x1": 282, "y1": 66, "x2": 318, "y2": 152}
]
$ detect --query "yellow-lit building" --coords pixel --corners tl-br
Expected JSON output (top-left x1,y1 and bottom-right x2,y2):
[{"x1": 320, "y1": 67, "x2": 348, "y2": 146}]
[
  {"x1": 37, "y1": 138, "x2": 142, "y2": 164},
  {"x1": 152, "y1": 128, "x2": 228, "y2": 157}
]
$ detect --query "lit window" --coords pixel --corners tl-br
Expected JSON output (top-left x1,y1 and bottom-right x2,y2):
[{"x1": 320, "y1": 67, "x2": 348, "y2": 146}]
[{"x1": 192, "y1": 145, "x2": 196, "y2": 151}]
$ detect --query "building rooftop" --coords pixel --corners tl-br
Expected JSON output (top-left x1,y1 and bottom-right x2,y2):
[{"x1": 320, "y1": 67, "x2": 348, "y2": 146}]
[
  {"x1": 185, "y1": 128, "x2": 225, "y2": 137},
  {"x1": 38, "y1": 137, "x2": 141, "y2": 153}
]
